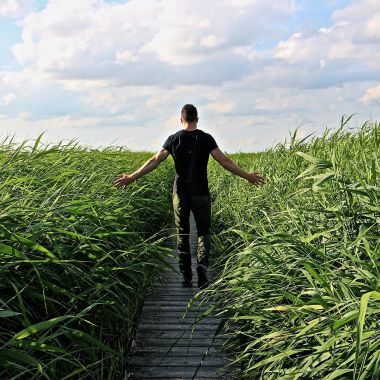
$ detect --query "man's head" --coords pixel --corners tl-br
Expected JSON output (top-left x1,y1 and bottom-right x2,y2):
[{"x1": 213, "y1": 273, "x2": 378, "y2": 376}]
[{"x1": 181, "y1": 104, "x2": 198, "y2": 124}]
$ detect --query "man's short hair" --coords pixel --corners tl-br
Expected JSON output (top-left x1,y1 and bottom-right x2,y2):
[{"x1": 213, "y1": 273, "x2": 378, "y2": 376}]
[{"x1": 181, "y1": 104, "x2": 198, "y2": 123}]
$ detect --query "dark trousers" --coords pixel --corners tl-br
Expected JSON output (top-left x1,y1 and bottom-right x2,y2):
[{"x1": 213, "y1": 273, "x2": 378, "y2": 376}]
[{"x1": 172, "y1": 192, "x2": 211, "y2": 279}]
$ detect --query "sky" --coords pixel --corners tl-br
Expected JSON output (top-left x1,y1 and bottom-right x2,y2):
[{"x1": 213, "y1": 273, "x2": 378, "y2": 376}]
[{"x1": 0, "y1": 0, "x2": 379, "y2": 152}]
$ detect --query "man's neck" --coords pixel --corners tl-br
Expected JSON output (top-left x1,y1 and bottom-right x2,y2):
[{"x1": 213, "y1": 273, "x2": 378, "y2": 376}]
[{"x1": 182, "y1": 123, "x2": 197, "y2": 131}]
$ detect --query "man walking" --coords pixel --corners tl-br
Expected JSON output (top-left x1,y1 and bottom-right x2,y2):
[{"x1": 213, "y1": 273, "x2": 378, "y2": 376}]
[{"x1": 113, "y1": 104, "x2": 264, "y2": 289}]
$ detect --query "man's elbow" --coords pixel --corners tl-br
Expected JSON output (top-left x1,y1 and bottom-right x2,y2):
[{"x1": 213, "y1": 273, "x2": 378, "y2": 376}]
[{"x1": 151, "y1": 156, "x2": 162, "y2": 168}]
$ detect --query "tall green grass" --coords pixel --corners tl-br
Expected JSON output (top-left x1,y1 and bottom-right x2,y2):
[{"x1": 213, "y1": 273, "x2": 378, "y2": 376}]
[
  {"x1": 201, "y1": 119, "x2": 380, "y2": 379},
  {"x1": 0, "y1": 137, "x2": 173, "y2": 379}
]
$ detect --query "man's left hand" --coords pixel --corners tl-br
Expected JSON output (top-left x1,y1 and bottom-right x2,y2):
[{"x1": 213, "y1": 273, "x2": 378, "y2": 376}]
[
  {"x1": 113, "y1": 173, "x2": 134, "y2": 189},
  {"x1": 246, "y1": 171, "x2": 265, "y2": 187}
]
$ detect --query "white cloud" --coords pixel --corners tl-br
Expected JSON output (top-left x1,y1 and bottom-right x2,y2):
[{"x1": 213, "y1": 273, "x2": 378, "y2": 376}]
[
  {"x1": 365, "y1": 12, "x2": 380, "y2": 39},
  {"x1": 115, "y1": 50, "x2": 139, "y2": 65},
  {"x1": 332, "y1": 0, "x2": 380, "y2": 20},
  {"x1": 0, "y1": 0, "x2": 31, "y2": 18},
  {"x1": 275, "y1": 0, "x2": 380, "y2": 68},
  {"x1": 0, "y1": 92, "x2": 16, "y2": 106},
  {"x1": 13, "y1": 0, "x2": 159, "y2": 69},
  {"x1": 361, "y1": 83, "x2": 380, "y2": 105},
  {"x1": 205, "y1": 101, "x2": 235, "y2": 113},
  {"x1": 12, "y1": 0, "x2": 296, "y2": 72},
  {"x1": 0, "y1": 68, "x2": 42, "y2": 106},
  {"x1": 275, "y1": 32, "x2": 309, "y2": 63},
  {"x1": 199, "y1": 34, "x2": 224, "y2": 48}
]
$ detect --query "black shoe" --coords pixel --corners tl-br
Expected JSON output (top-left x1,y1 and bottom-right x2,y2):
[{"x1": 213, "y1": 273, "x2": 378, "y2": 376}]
[
  {"x1": 196, "y1": 264, "x2": 209, "y2": 289},
  {"x1": 182, "y1": 276, "x2": 192, "y2": 288}
]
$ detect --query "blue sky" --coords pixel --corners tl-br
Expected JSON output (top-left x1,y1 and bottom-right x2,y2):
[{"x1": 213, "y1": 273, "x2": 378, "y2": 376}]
[
  {"x1": 0, "y1": 19, "x2": 19, "y2": 67},
  {"x1": 0, "y1": 0, "x2": 379, "y2": 151}
]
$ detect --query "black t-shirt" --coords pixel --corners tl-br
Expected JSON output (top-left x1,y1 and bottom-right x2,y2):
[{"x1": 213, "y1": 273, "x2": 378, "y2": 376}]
[{"x1": 163, "y1": 129, "x2": 218, "y2": 195}]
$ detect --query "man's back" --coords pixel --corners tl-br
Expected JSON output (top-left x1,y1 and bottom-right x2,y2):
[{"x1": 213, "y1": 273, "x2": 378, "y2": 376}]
[{"x1": 163, "y1": 129, "x2": 217, "y2": 196}]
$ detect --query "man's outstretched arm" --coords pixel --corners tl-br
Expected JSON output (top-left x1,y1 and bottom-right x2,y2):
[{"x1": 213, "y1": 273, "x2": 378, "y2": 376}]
[
  {"x1": 210, "y1": 147, "x2": 265, "y2": 186},
  {"x1": 113, "y1": 148, "x2": 170, "y2": 189}
]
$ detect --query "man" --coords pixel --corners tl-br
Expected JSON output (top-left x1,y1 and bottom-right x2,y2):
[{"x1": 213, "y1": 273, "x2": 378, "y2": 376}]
[{"x1": 113, "y1": 104, "x2": 264, "y2": 289}]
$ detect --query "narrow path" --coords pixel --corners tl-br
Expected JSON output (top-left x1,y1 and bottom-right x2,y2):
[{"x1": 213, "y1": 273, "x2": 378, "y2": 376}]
[{"x1": 127, "y1": 212, "x2": 238, "y2": 380}]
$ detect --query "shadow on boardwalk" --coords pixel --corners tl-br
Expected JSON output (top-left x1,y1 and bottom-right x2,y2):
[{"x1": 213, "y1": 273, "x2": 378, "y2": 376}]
[{"x1": 127, "y1": 212, "x2": 239, "y2": 380}]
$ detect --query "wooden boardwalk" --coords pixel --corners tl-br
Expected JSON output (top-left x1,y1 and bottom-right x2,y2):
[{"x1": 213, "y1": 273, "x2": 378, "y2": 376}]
[{"x1": 127, "y1": 213, "x2": 238, "y2": 380}]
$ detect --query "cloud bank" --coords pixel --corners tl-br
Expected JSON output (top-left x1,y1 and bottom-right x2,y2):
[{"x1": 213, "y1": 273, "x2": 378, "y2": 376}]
[{"x1": 0, "y1": 0, "x2": 379, "y2": 151}]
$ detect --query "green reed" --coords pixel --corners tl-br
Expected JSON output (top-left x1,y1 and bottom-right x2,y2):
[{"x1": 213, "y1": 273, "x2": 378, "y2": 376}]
[
  {"x1": 198, "y1": 118, "x2": 380, "y2": 379},
  {"x1": 0, "y1": 137, "x2": 173, "y2": 379}
]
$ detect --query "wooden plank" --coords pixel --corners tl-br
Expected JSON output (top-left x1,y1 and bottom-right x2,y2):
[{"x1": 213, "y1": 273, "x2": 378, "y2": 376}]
[
  {"x1": 145, "y1": 294, "x2": 199, "y2": 300},
  {"x1": 128, "y1": 366, "x2": 234, "y2": 378},
  {"x1": 138, "y1": 326, "x2": 222, "y2": 333},
  {"x1": 142, "y1": 305, "x2": 208, "y2": 311},
  {"x1": 139, "y1": 311, "x2": 210, "y2": 318},
  {"x1": 130, "y1": 346, "x2": 222, "y2": 356},
  {"x1": 139, "y1": 318, "x2": 221, "y2": 325},
  {"x1": 152, "y1": 278, "x2": 205, "y2": 282},
  {"x1": 140, "y1": 318, "x2": 222, "y2": 325},
  {"x1": 142, "y1": 302, "x2": 208, "y2": 308},
  {"x1": 142, "y1": 301, "x2": 207, "y2": 307},
  {"x1": 147, "y1": 289, "x2": 197, "y2": 293},
  {"x1": 128, "y1": 355, "x2": 228, "y2": 367},
  {"x1": 149, "y1": 283, "x2": 201, "y2": 288},
  {"x1": 139, "y1": 318, "x2": 222, "y2": 325},
  {"x1": 149, "y1": 285, "x2": 199, "y2": 290},
  {"x1": 132, "y1": 337, "x2": 226, "y2": 347},
  {"x1": 140, "y1": 307, "x2": 213, "y2": 316},
  {"x1": 143, "y1": 299, "x2": 201, "y2": 304},
  {"x1": 142, "y1": 302, "x2": 209, "y2": 308},
  {"x1": 134, "y1": 378, "x2": 223, "y2": 380},
  {"x1": 143, "y1": 297, "x2": 200, "y2": 302},
  {"x1": 140, "y1": 309, "x2": 203, "y2": 315},
  {"x1": 133, "y1": 378, "x2": 222, "y2": 380},
  {"x1": 147, "y1": 289, "x2": 199, "y2": 294},
  {"x1": 146, "y1": 293, "x2": 201, "y2": 298},
  {"x1": 136, "y1": 330, "x2": 222, "y2": 340},
  {"x1": 139, "y1": 318, "x2": 217, "y2": 325},
  {"x1": 151, "y1": 282, "x2": 207, "y2": 286},
  {"x1": 146, "y1": 289, "x2": 199, "y2": 294},
  {"x1": 142, "y1": 301, "x2": 207, "y2": 306},
  {"x1": 145, "y1": 294, "x2": 200, "y2": 298},
  {"x1": 152, "y1": 280, "x2": 201, "y2": 285},
  {"x1": 138, "y1": 324, "x2": 220, "y2": 332}
]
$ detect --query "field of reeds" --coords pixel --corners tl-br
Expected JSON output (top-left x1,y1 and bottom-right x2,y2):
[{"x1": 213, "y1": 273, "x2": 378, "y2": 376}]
[
  {"x1": 198, "y1": 118, "x2": 380, "y2": 379},
  {"x1": 0, "y1": 137, "x2": 173, "y2": 379},
  {"x1": 1, "y1": 118, "x2": 379, "y2": 380}
]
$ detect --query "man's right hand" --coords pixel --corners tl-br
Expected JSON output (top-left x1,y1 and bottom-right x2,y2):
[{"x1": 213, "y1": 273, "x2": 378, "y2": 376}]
[
  {"x1": 246, "y1": 171, "x2": 265, "y2": 187},
  {"x1": 113, "y1": 173, "x2": 135, "y2": 189}
]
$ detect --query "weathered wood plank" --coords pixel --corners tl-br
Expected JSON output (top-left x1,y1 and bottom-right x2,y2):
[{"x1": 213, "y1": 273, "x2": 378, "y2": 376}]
[
  {"x1": 133, "y1": 378, "x2": 223, "y2": 380},
  {"x1": 134, "y1": 378, "x2": 222, "y2": 380},
  {"x1": 144, "y1": 295, "x2": 199, "y2": 301},
  {"x1": 142, "y1": 303, "x2": 209, "y2": 310},
  {"x1": 144, "y1": 299, "x2": 210, "y2": 307},
  {"x1": 128, "y1": 355, "x2": 228, "y2": 367},
  {"x1": 139, "y1": 316, "x2": 218, "y2": 323},
  {"x1": 128, "y1": 366, "x2": 236, "y2": 378},
  {"x1": 140, "y1": 318, "x2": 222, "y2": 325},
  {"x1": 151, "y1": 282, "x2": 199, "y2": 287},
  {"x1": 135, "y1": 330, "x2": 223, "y2": 339},
  {"x1": 138, "y1": 324, "x2": 221, "y2": 332},
  {"x1": 144, "y1": 294, "x2": 199, "y2": 306},
  {"x1": 131, "y1": 346, "x2": 222, "y2": 356},
  {"x1": 147, "y1": 289, "x2": 199, "y2": 295},
  {"x1": 132, "y1": 337, "x2": 226, "y2": 348},
  {"x1": 139, "y1": 311, "x2": 210, "y2": 319}
]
